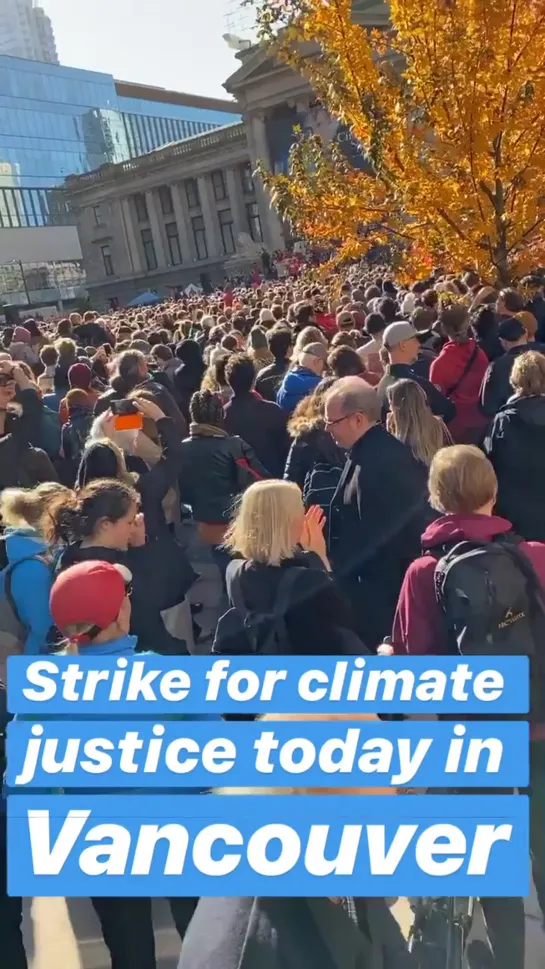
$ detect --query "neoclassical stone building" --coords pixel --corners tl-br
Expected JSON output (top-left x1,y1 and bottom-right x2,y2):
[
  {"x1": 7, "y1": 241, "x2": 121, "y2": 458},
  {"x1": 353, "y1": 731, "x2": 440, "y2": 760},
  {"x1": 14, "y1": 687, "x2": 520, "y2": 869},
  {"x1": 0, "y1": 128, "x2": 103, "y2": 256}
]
[{"x1": 65, "y1": 2, "x2": 388, "y2": 307}]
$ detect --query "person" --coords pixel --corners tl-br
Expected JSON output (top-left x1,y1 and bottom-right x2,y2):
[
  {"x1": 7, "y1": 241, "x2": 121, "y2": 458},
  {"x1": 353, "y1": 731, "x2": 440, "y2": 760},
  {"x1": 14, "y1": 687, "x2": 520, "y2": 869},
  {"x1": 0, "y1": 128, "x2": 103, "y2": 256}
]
[
  {"x1": 94, "y1": 349, "x2": 187, "y2": 436},
  {"x1": 327, "y1": 345, "x2": 378, "y2": 385},
  {"x1": 483, "y1": 351, "x2": 545, "y2": 541},
  {"x1": 255, "y1": 325, "x2": 292, "y2": 401},
  {"x1": 52, "y1": 337, "x2": 78, "y2": 396},
  {"x1": 37, "y1": 344, "x2": 58, "y2": 394},
  {"x1": 8, "y1": 327, "x2": 39, "y2": 371},
  {"x1": 326, "y1": 377, "x2": 431, "y2": 649},
  {"x1": 428, "y1": 303, "x2": 488, "y2": 443},
  {"x1": 377, "y1": 321, "x2": 455, "y2": 424},
  {"x1": 223, "y1": 353, "x2": 289, "y2": 477},
  {"x1": 480, "y1": 316, "x2": 545, "y2": 418},
  {"x1": 71, "y1": 313, "x2": 114, "y2": 348},
  {"x1": 470, "y1": 304, "x2": 503, "y2": 362},
  {"x1": 0, "y1": 482, "x2": 68, "y2": 655},
  {"x1": 172, "y1": 339, "x2": 205, "y2": 422},
  {"x1": 214, "y1": 480, "x2": 364, "y2": 656},
  {"x1": 178, "y1": 390, "x2": 269, "y2": 580},
  {"x1": 390, "y1": 444, "x2": 545, "y2": 960},
  {"x1": 357, "y1": 311, "x2": 386, "y2": 377},
  {"x1": 277, "y1": 342, "x2": 327, "y2": 414},
  {"x1": 179, "y1": 714, "x2": 411, "y2": 969},
  {"x1": 48, "y1": 559, "x2": 200, "y2": 969},
  {"x1": 58, "y1": 361, "x2": 99, "y2": 424},
  {"x1": 284, "y1": 378, "x2": 345, "y2": 491},
  {"x1": 51, "y1": 419, "x2": 195, "y2": 656},
  {"x1": 247, "y1": 326, "x2": 274, "y2": 370},
  {"x1": 386, "y1": 378, "x2": 452, "y2": 466},
  {"x1": 522, "y1": 274, "x2": 545, "y2": 341},
  {"x1": 60, "y1": 388, "x2": 94, "y2": 484},
  {"x1": 201, "y1": 353, "x2": 233, "y2": 404},
  {"x1": 0, "y1": 360, "x2": 57, "y2": 492}
]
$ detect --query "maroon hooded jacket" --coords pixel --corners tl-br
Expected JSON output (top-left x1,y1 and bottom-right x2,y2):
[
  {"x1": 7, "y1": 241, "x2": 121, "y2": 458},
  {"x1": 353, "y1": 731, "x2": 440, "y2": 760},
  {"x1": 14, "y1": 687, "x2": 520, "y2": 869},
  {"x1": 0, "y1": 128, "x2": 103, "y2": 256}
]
[{"x1": 392, "y1": 513, "x2": 545, "y2": 737}]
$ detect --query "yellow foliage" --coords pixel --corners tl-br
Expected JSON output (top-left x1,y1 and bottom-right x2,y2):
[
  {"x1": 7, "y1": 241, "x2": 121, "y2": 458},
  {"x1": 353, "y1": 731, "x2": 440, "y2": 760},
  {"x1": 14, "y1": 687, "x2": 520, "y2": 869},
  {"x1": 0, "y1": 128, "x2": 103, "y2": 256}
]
[{"x1": 249, "y1": 0, "x2": 545, "y2": 282}]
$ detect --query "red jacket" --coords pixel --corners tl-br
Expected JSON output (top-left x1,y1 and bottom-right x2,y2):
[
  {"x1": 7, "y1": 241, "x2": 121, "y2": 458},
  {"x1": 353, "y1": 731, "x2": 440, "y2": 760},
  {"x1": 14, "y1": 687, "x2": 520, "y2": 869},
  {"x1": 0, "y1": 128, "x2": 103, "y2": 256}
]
[
  {"x1": 429, "y1": 338, "x2": 488, "y2": 442},
  {"x1": 392, "y1": 513, "x2": 545, "y2": 656},
  {"x1": 315, "y1": 311, "x2": 337, "y2": 335}
]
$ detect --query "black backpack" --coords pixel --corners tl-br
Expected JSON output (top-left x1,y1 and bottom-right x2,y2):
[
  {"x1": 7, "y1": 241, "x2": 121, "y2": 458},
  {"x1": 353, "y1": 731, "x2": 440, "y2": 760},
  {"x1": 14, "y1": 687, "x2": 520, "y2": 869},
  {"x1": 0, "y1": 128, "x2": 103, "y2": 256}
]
[
  {"x1": 212, "y1": 560, "x2": 303, "y2": 656},
  {"x1": 433, "y1": 534, "x2": 545, "y2": 720}
]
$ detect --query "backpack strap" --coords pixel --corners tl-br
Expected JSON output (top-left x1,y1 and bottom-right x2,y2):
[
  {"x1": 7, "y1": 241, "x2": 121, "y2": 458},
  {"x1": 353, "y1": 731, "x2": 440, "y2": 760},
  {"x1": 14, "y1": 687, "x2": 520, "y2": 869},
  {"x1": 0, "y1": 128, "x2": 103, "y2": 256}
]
[
  {"x1": 444, "y1": 343, "x2": 479, "y2": 397},
  {"x1": 4, "y1": 554, "x2": 50, "y2": 629},
  {"x1": 227, "y1": 560, "x2": 305, "y2": 652}
]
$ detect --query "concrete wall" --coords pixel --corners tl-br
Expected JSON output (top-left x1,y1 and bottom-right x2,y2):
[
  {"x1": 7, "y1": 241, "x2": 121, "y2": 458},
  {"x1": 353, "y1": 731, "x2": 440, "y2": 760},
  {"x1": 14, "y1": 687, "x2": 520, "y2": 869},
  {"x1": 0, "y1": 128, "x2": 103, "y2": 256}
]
[{"x1": 0, "y1": 225, "x2": 82, "y2": 264}]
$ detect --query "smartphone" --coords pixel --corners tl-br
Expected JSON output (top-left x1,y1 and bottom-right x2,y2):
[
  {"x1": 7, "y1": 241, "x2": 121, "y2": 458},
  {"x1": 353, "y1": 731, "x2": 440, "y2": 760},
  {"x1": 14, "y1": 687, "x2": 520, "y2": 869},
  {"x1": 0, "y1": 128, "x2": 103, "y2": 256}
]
[{"x1": 111, "y1": 399, "x2": 143, "y2": 431}]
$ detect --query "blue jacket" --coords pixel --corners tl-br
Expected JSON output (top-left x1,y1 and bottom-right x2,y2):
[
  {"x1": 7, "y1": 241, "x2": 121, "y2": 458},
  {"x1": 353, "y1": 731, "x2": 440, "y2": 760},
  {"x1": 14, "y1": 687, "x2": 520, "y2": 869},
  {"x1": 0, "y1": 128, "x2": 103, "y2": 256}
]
[
  {"x1": 276, "y1": 367, "x2": 322, "y2": 415},
  {"x1": 2, "y1": 529, "x2": 53, "y2": 655}
]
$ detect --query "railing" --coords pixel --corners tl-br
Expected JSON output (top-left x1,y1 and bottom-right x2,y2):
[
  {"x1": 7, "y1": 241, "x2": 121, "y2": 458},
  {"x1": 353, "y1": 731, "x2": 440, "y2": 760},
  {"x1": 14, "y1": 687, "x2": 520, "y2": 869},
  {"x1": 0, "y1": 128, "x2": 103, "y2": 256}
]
[{"x1": 66, "y1": 121, "x2": 247, "y2": 189}]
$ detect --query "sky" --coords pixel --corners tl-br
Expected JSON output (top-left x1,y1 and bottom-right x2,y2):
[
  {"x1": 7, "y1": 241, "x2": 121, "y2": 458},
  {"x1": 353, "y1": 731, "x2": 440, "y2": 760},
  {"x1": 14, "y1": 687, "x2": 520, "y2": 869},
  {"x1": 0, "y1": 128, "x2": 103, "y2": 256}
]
[{"x1": 41, "y1": 0, "x2": 251, "y2": 99}]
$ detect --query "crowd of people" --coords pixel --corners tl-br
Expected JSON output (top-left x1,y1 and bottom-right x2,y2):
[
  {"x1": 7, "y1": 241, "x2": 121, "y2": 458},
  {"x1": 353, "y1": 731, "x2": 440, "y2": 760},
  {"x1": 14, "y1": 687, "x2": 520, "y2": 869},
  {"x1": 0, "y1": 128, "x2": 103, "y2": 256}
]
[{"x1": 1, "y1": 263, "x2": 545, "y2": 968}]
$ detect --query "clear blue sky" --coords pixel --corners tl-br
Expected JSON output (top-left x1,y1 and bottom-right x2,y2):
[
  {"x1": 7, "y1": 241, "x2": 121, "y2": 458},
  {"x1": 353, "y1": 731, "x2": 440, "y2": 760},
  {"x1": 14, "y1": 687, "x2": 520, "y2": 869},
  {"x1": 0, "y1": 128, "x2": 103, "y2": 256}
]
[{"x1": 42, "y1": 0, "x2": 248, "y2": 99}]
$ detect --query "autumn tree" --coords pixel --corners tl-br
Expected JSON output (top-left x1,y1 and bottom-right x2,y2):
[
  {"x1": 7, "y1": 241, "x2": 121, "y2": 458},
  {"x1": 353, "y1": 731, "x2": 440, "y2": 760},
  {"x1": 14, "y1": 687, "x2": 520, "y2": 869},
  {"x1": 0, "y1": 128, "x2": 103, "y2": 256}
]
[{"x1": 249, "y1": 0, "x2": 545, "y2": 283}]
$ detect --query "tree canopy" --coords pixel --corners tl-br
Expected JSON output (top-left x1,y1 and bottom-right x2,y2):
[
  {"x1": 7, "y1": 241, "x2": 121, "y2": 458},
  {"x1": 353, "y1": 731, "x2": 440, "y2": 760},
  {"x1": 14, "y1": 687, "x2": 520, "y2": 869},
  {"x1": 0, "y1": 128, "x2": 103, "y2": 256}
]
[{"x1": 250, "y1": 0, "x2": 545, "y2": 283}]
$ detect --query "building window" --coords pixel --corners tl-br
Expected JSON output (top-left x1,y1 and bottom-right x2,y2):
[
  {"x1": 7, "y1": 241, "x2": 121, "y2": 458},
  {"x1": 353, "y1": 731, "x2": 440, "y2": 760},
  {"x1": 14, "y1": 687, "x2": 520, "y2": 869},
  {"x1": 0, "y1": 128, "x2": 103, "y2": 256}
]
[
  {"x1": 191, "y1": 215, "x2": 208, "y2": 261},
  {"x1": 158, "y1": 185, "x2": 174, "y2": 216},
  {"x1": 185, "y1": 178, "x2": 200, "y2": 208},
  {"x1": 141, "y1": 228, "x2": 157, "y2": 271},
  {"x1": 240, "y1": 162, "x2": 254, "y2": 195},
  {"x1": 218, "y1": 208, "x2": 236, "y2": 255},
  {"x1": 211, "y1": 170, "x2": 227, "y2": 201},
  {"x1": 166, "y1": 222, "x2": 182, "y2": 265},
  {"x1": 92, "y1": 204, "x2": 101, "y2": 226},
  {"x1": 134, "y1": 193, "x2": 148, "y2": 223},
  {"x1": 101, "y1": 244, "x2": 114, "y2": 276},
  {"x1": 246, "y1": 202, "x2": 263, "y2": 243}
]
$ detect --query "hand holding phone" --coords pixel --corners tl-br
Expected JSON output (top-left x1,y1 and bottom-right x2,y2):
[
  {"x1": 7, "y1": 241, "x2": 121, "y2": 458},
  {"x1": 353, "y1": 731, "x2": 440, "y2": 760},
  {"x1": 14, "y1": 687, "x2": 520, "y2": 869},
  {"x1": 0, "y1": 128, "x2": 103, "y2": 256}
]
[{"x1": 110, "y1": 399, "x2": 143, "y2": 431}]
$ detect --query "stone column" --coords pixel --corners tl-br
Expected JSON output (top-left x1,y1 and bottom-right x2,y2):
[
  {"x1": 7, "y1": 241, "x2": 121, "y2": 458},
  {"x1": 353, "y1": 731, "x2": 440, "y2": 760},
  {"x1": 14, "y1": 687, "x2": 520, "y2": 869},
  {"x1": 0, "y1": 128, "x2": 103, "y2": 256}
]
[
  {"x1": 146, "y1": 190, "x2": 167, "y2": 267},
  {"x1": 120, "y1": 197, "x2": 142, "y2": 273},
  {"x1": 248, "y1": 112, "x2": 285, "y2": 251},
  {"x1": 225, "y1": 166, "x2": 247, "y2": 249},
  {"x1": 197, "y1": 174, "x2": 222, "y2": 259},
  {"x1": 170, "y1": 182, "x2": 194, "y2": 263}
]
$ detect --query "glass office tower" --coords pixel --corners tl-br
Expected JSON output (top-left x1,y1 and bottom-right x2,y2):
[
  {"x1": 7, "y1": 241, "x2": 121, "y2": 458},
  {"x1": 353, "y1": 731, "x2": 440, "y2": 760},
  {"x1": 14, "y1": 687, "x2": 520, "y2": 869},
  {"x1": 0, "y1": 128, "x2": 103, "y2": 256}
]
[{"x1": 0, "y1": 54, "x2": 240, "y2": 229}]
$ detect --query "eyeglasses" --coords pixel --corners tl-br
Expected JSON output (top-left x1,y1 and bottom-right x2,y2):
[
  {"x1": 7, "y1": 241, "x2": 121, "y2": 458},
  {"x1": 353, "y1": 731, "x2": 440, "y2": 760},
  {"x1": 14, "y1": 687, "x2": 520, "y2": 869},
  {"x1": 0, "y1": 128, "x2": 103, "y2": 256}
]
[
  {"x1": 325, "y1": 412, "x2": 358, "y2": 428},
  {"x1": 124, "y1": 580, "x2": 133, "y2": 599}
]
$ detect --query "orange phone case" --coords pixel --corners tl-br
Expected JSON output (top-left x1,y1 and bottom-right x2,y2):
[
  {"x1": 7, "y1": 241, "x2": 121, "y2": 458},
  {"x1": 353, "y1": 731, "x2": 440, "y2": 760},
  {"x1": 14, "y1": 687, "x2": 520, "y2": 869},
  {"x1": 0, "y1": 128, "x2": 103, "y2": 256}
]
[{"x1": 114, "y1": 413, "x2": 143, "y2": 431}]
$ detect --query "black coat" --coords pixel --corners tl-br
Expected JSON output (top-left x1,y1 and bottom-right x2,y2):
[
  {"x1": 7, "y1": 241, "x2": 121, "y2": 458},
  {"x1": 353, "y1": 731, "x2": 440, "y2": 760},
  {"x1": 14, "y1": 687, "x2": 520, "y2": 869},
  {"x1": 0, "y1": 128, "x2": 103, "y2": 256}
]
[
  {"x1": 216, "y1": 550, "x2": 362, "y2": 656},
  {"x1": 173, "y1": 363, "x2": 204, "y2": 422},
  {"x1": 255, "y1": 359, "x2": 290, "y2": 402},
  {"x1": 284, "y1": 425, "x2": 345, "y2": 490},
  {"x1": 224, "y1": 393, "x2": 289, "y2": 477},
  {"x1": 178, "y1": 429, "x2": 270, "y2": 524},
  {"x1": 480, "y1": 343, "x2": 545, "y2": 418},
  {"x1": 0, "y1": 388, "x2": 57, "y2": 490},
  {"x1": 483, "y1": 394, "x2": 545, "y2": 542},
  {"x1": 329, "y1": 424, "x2": 432, "y2": 648},
  {"x1": 379, "y1": 363, "x2": 456, "y2": 424},
  {"x1": 179, "y1": 896, "x2": 413, "y2": 969}
]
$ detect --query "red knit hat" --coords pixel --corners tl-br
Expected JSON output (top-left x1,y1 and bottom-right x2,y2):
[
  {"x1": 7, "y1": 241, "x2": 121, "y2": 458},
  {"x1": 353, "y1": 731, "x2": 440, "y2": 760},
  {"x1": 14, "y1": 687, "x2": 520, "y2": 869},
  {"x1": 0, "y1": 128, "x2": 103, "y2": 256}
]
[{"x1": 50, "y1": 561, "x2": 131, "y2": 643}]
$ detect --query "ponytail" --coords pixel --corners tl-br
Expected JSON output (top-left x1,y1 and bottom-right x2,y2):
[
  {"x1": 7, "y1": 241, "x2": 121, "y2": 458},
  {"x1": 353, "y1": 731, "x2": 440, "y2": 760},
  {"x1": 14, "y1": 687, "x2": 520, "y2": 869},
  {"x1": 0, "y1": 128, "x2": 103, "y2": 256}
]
[{"x1": 42, "y1": 479, "x2": 139, "y2": 546}]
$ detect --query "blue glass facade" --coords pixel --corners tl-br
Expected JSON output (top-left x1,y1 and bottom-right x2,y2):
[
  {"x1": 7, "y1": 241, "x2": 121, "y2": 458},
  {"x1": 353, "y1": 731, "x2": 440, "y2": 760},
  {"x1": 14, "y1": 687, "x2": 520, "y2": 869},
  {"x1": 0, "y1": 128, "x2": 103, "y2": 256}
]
[{"x1": 0, "y1": 54, "x2": 240, "y2": 228}]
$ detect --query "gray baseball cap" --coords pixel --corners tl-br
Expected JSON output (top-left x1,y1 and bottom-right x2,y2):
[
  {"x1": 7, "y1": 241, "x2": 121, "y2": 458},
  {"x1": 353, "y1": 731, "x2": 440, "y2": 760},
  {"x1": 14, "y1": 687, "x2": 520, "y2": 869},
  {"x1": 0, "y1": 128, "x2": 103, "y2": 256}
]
[{"x1": 382, "y1": 321, "x2": 418, "y2": 350}]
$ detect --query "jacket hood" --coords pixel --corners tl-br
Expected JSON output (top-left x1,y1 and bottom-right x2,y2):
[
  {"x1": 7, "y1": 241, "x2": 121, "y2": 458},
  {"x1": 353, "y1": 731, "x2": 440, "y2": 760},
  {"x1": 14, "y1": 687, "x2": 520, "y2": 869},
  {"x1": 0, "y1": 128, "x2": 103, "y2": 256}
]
[
  {"x1": 283, "y1": 366, "x2": 319, "y2": 389},
  {"x1": 5, "y1": 528, "x2": 48, "y2": 563},
  {"x1": 81, "y1": 634, "x2": 138, "y2": 656},
  {"x1": 421, "y1": 513, "x2": 513, "y2": 549},
  {"x1": 498, "y1": 394, "x2": 545, "y2": 427}
]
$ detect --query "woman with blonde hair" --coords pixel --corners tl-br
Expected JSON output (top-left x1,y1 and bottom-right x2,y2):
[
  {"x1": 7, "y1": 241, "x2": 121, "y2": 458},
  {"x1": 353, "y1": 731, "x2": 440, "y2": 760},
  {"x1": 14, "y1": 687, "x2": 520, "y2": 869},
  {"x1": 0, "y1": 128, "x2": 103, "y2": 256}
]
[
  {"x1": 214, "y1": 479, "x2": 364, "y2": 657},
  {"x1": 0, "y1": 481, "x2": 69, "y2": 655},
  {"x1": 484, "y1": 350, "x2": 545, "y2": 540},
  {"x1": 386, "y1": 379, "x2": 452, "y2": 467}
]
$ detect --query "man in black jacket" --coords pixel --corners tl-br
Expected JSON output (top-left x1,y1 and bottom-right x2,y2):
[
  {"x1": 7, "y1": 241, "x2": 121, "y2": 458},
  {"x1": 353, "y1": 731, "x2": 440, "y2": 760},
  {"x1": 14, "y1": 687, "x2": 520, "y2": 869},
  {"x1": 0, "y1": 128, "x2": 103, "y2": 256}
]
[
  {"x1": 0, "y1": 361, "x2": 57, "y2": 491},
  {"x1": 325, "y1": 377, "x2": 432, "y2": 649},
  {"x1": 377, "y1": 322, "x2": 455, "y2": 424},
  {"x1": 255, "y1": 326, "x2": 292, "y2": 402},
  {"x1": 480, "y1": 317, "x2": 545, "y2": 418},
  {"x1": 224, "y1": 353, "x2": 289, "y2": 477}
]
